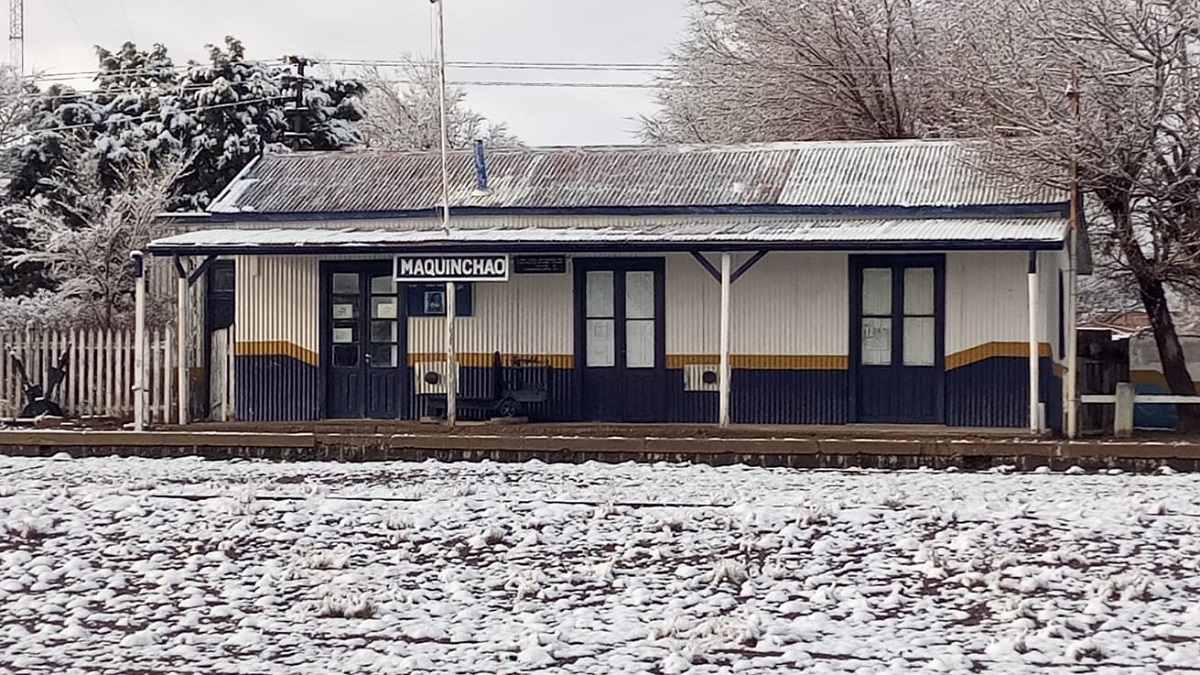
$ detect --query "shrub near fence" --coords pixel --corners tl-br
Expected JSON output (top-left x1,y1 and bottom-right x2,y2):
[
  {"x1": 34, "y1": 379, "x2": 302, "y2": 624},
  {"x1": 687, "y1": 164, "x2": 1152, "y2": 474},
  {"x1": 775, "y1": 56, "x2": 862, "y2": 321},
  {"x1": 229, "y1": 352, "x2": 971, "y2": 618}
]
[{"x1": 0, "y1": 329, "x2": 180, "y2": 423}]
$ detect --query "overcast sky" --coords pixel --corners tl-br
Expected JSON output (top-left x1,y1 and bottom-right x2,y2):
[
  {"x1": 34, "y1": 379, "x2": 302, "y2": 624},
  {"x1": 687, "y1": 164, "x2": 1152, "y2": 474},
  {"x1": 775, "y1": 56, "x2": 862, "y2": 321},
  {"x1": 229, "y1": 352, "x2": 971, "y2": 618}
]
[{"x1": 21, "y1": 0, "x2": 689, "y2": 146}]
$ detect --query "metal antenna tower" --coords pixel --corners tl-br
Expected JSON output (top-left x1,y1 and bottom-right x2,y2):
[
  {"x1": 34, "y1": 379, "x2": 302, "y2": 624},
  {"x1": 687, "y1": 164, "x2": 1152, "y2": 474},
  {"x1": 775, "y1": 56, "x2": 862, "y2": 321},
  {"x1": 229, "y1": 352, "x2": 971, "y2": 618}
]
[{"x1": 9, "y1": 0, "x2": 22, "y2": 75}]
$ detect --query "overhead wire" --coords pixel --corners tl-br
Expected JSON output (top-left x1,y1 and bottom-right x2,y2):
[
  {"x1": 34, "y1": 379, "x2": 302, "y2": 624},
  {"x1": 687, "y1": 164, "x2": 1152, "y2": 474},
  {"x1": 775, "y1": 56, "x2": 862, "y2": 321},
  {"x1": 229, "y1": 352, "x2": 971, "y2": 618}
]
[{"x1": 14, "y1": 95, "x2": 291, "y2": 138}]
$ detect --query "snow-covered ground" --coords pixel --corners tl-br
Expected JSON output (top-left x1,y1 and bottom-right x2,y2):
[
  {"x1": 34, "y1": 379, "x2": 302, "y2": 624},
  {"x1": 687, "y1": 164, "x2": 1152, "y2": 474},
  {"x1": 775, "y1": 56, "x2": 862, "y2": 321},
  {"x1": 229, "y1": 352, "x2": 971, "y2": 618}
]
[{"x1": 2, "y1": 456, "x2": 1199, "y2": 674}]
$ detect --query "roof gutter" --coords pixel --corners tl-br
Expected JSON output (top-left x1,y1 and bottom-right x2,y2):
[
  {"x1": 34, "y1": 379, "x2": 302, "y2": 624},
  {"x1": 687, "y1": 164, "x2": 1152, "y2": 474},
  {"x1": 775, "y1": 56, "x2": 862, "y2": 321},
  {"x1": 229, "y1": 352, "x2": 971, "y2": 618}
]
[
  {"x1": 147, "y1": 238, "x2": 1067, "y2": 258},
  {"x1": 203, "y1": 202, "x2": 1072, "y2": 223}
]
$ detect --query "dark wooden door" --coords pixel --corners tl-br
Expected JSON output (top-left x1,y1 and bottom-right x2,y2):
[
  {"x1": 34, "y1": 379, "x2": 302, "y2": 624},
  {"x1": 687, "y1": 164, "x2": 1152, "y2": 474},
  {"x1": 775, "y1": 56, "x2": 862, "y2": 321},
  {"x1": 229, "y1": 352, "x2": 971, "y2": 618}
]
[
  {"x1": 324, "y1": 265, "x2": 405, "y2": 419},
  {"x1": 851, "y1": 256, "x2": 944, "y2": 424},
  {"x1": 575, "y1": 259, "x2": 666, "y2": 422}
]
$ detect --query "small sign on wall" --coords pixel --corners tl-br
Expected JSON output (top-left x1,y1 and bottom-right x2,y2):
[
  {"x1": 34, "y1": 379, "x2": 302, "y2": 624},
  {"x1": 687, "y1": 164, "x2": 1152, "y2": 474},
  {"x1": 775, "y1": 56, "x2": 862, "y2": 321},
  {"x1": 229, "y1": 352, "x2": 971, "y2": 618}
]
[
  {"x1": 514, "y1": 255, "x2": 567, "y2": 274},
  {"x1": 395, "y1": 254, "x2": 509, "y2": 282}
]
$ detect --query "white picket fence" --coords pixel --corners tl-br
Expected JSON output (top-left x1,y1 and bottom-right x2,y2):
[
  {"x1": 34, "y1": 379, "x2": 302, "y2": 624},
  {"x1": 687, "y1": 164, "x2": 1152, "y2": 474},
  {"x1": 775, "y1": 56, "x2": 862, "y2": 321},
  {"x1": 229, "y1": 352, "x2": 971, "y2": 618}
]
[{"x1": 0, "y1": 329, "x2": 183, "y2": 423}]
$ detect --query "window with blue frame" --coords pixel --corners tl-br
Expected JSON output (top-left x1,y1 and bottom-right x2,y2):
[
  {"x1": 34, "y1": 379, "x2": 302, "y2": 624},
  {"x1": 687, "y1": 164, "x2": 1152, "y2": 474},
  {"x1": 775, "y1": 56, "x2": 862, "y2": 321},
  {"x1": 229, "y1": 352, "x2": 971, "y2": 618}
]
[{"x1": 406, "y1": 283, "x2": 473, "y2": 317}]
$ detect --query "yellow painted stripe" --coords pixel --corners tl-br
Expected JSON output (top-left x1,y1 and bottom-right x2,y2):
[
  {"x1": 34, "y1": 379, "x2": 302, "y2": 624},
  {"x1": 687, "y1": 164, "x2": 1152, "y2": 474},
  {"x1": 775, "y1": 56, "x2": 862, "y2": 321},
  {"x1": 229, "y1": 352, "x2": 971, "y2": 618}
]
[
  {"x1": 408, "y1": 352, "x2": 574, "y2": 368},
  {"x1": 235, "y1": 343, "x2": 1060, "y2": 374},
  {"x1": 666, "y1": 354, "x2": 849, "y2": 370},
  {"x1": 945, "y1": 341, "x2": 1053, "y2": 370},
  {"x1": 235, "y1": 341, "x2": 320, "y2": 367},
  {"x1": 1130, "y1": 369, "x2": 1200, "y2": 390}
]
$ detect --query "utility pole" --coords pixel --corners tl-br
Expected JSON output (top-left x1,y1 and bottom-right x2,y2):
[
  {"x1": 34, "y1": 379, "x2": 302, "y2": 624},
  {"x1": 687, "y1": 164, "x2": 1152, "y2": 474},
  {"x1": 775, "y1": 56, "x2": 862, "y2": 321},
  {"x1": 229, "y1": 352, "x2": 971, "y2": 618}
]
[
  {"x1": 9, "y1": 0, "x2": 22, "y2": 75},
  {"x1": 281, "y1": 56, "x2": 311, "y2": 150}
]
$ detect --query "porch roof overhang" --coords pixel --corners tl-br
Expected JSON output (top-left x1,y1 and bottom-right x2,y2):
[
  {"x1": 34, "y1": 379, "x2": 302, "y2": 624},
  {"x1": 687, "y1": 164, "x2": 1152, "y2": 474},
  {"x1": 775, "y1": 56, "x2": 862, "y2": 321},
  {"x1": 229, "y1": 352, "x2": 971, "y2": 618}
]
[{"x1": 147, "y1": 217, "x2": 1068, "y2": 257}]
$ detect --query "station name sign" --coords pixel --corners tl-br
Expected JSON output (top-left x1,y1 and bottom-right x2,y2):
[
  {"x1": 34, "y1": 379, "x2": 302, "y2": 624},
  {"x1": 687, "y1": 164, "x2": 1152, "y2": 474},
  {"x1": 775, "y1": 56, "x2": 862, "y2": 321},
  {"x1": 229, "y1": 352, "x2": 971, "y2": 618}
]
[{"x1": 394, "y1": 254, "x2": 510, "y2": 282}]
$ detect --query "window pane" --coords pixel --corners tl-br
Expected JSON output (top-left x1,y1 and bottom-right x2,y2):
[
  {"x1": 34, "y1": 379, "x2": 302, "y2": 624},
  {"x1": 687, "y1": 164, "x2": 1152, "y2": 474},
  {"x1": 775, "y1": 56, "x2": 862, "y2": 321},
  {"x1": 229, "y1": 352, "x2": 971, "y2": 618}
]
[
  {"x1": 332, "y1": 325, "x2": 356, "y2": 344},
  {"x1": 332, "y1": 300, "x2": 357, "y2": 320},
  {"x1": 626, "y1": 319, "x2": 655, "y2": 368},
  {"x1": 903, "y1": 317, "x2": 935, "y2": 366},
  {"x1": 332, "y1": 345, "x2": 358, "y2": 367},
  {"x1": 862, "y1": 317, "x2": 892, "y2": 365},
  {"x1": 371, "y1": 297, "x2": 397, "y2": 319},
  {"x1": 371, "y1": 275, "x2": 396, "y2": 295},
  {"x1": 586, "y1": 319, "x2": 615, "y2": 367},
  {"x1": 862, "y1": 269, "x2": 892, "y2": 316},
  {"x1": 371, "y1": 320, "x2": 397, "y2": 343},
  {"x1": 210, "y1": 265, "x2": 235, "y2": 292},
  {"x1": 586, "y1": 271, "x2": 614, "y2": 318},
  {"x1": 904, "y1": 268, "x2": 935, "y2": 315},
  {"x1": 332, "y1": 273, "x2": 359, "y2": 295},
  {"x1": 626, "y1": 271, "x2": 655, "y2": 319},
  {"x1": 369, "y1": 344, "x2": 398, "y2": 368}
]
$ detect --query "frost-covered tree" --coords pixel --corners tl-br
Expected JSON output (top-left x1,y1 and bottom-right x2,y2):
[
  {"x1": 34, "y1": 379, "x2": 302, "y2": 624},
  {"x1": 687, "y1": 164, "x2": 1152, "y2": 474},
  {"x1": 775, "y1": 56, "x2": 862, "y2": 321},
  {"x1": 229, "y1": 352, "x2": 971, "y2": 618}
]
[
  {"x1": 0, "y1": 37, "x2": 367, "y2": 302},
  {"x1": 357, "y1": 59, "x2": 518, "y2": 151},
  {"x1": 0, "y1": 65, "x2": 45, "y2": 296},
  {"x1": 2, "y1": 148, "x2": 187, "y2": 330},
  {"x1": 643, "y1": 0, "x2": 987, "y2": 143},
  {"x1": 960, "y1": 0, "x2": 1200, "y2": 428}
]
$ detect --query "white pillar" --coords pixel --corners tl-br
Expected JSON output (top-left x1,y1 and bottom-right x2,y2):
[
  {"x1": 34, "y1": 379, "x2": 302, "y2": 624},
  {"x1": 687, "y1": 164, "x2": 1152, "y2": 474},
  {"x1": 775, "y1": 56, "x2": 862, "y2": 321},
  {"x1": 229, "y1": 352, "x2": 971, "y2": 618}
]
[
  {"x1": 445, "y1": 281, "x2": 457, "y2": 426},
  {"x1": 177, "y1": 270, "x2": 189, "y2": 426},
  {"x1": 1028, "y1": 250, "x2": 1040, "y2": 433},
  {"x1": 718, "y1": 253, "x2": 732, "y2": 428},
  {"x1": 132, "y1": 251, "x2": 147, "y2": 432},
  {"x1": 1066, "y1": 223, "x2": 1080, "y2": 439}
]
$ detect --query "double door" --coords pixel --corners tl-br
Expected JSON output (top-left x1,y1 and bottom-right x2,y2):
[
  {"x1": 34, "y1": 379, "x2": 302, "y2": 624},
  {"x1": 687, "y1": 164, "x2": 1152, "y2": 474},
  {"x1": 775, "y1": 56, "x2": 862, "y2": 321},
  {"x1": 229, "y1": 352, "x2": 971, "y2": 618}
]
[
  {"x1": 324, "y1": 264, "x2": 406, "y2": 419},
  {"x1": 575, "y1": 259, "x2": 666, "y2": 422},
  {"x1": 851, "y1": 256, "x2": 944, "y2": 423}
]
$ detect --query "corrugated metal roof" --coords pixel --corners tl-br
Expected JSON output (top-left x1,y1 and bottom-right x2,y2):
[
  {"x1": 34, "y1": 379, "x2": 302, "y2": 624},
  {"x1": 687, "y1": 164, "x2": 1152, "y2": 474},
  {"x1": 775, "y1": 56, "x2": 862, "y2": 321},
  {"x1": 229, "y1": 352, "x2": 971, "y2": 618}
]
[
  {"x1": 207, "y1": 140, "x2": 1063, "y2": 215},
  {"x1": 148, "y1": 217, "x2": 1067, "y2": 254}
]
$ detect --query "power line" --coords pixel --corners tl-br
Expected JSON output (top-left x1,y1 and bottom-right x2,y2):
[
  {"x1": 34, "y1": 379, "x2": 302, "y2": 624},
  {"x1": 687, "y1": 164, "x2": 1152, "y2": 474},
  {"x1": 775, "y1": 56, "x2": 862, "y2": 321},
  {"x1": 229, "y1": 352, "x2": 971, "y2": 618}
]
[{"x1": 16, "y1": 94, "x2": 291, "y2": 138}]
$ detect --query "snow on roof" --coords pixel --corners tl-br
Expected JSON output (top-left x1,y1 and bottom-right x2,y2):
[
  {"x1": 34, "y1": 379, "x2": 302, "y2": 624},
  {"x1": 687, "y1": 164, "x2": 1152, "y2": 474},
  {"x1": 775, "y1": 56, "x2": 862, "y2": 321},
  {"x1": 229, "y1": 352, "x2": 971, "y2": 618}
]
[
  {"x1": 147, "y1": 216, "x2": 1067, "y2": 255},
  {"x1": 206, "y1": 140, "x2": 1065, "y2": 215}
]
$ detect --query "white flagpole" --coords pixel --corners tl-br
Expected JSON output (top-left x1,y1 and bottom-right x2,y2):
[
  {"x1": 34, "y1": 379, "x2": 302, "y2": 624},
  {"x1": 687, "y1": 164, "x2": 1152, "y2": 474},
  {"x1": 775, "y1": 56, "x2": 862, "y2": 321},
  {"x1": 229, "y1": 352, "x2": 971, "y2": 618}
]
[{"x1": 435, "y1": 0, "x2": 458, "y2": 427}]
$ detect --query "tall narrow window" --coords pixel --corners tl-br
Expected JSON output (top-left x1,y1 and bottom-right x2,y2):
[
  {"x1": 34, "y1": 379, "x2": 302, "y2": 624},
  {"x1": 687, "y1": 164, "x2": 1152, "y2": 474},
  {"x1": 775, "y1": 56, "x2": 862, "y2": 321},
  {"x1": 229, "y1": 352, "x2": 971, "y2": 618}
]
[
  {"x1": 585, "y1": 271, "x2": 615, "y2": 367},
  {"x1": 625, "y1": 271, "x2": 655, "y2": 368},
  {"x1": 330, "y1": 272, "x2": 360, "y2": 367},
  {"x1": 903, "y1": 267, "x2": 935, "y2": 366},
  {"x1": 861, "y1": 268, "x2": 892, "y2": 365}
]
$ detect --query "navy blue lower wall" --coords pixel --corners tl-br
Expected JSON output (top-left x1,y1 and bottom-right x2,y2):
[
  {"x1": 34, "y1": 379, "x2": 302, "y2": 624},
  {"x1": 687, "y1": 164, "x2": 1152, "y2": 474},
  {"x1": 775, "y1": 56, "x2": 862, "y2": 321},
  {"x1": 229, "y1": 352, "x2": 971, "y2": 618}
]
[
  {"x1": 946, "y1": 356, "x2": 1061, "y2": 430},
  {"x1": 236, "y1": 356, "x2": 1054, "y2": 429},
  {"x1": 731, "y1": 369, "x2": 849, "y2": 425},
  {"x1": 235, "y1": 355, "x2": 320, "y2": 421},
  {"x1": 413, "y1": 367, "x2": 849, "y2": 424}
]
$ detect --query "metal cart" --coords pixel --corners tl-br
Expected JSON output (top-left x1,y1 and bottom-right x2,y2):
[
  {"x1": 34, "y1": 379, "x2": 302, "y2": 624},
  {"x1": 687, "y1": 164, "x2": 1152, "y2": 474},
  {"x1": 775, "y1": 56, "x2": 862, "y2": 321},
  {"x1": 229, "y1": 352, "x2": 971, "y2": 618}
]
[{"x1": 426, "y1": 351, "x2": 550, "y2": 419}]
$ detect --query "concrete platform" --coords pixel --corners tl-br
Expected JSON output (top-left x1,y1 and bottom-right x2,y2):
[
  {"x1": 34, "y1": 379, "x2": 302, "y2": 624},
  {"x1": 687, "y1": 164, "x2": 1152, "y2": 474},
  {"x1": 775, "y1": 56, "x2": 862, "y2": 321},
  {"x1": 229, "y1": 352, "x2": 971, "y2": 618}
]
[{"x1": 2, "y1": 423, "x2": 1199, "y2": 471}]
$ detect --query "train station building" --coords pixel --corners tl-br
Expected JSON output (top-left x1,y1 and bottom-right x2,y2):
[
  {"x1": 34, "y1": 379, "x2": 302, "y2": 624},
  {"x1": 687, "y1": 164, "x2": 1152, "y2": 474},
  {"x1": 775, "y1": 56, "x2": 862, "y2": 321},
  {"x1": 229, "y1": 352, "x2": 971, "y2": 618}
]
[{"x1": 147, "y1": 140, "x2": 1074, "y2": 430}]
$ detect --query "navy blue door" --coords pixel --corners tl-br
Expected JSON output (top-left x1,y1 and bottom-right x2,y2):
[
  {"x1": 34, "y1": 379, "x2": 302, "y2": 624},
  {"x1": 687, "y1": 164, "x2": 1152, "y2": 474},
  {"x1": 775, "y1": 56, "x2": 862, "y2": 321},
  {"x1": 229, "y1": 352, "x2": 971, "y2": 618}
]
[
  {"x1": 851, "y1": 256, "x2": 944, "y2": 424},
  {"x1": 324, "y1": 265, "x2": 405, "y2": 419},
  {"x1": 575, "y1": 259, "x2": 666, "y2": 422}
]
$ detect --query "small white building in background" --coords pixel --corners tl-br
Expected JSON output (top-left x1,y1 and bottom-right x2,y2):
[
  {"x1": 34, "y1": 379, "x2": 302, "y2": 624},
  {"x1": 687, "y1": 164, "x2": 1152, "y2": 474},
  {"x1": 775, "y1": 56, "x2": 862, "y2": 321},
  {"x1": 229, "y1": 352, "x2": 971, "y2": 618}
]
[{"x1": 148, "y1": 140, "x2": 1073, "y2": 429}]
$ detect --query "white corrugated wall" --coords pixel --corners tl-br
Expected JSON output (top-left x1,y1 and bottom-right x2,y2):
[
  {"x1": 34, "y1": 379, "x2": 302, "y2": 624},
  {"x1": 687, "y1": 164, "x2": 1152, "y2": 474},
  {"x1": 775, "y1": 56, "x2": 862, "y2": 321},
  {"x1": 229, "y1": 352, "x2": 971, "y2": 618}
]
[
  {"x1": 409, "y1": 270, "x2": 573, "y2": 366},
  {"x1": 945, "y1": 250, "x2": 1030, "y2": 358},
  {"x1": 233, "y1": 255, "x2": 320, "y2": 357}
]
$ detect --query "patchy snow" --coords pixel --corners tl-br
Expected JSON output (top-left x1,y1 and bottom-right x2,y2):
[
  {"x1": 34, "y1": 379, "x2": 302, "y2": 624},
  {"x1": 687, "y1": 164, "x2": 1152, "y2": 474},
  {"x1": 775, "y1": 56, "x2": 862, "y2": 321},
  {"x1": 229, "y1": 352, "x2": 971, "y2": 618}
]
[{"x1": 1, "y1": 456, "x2": 1199, "y2": 673}]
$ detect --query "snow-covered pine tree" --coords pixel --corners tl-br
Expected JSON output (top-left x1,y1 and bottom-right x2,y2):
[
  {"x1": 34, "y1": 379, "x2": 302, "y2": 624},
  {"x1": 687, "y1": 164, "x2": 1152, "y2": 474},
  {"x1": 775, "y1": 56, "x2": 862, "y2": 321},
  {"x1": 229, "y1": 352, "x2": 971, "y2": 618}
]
[{"x1": 0, "y1": 37, "x2": 366, "y2": 328}]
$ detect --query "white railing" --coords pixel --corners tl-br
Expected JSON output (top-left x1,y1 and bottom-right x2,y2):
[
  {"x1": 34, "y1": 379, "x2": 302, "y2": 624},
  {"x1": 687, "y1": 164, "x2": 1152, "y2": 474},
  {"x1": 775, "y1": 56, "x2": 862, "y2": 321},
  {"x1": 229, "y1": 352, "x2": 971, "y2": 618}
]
[
  {"x1": 0, "y1": 329, "x2": 181, "y2": 423},
  {"x1": 1080, "y1": 383, "x2": 1200, "y2": 437}
]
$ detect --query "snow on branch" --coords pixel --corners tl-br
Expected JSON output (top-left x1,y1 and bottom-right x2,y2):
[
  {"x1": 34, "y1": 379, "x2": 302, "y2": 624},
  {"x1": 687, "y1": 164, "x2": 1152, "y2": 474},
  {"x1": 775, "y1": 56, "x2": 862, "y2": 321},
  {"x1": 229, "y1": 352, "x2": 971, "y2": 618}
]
[{"x1": 4, "y1": 147, "x2": 189, "y2": 330}]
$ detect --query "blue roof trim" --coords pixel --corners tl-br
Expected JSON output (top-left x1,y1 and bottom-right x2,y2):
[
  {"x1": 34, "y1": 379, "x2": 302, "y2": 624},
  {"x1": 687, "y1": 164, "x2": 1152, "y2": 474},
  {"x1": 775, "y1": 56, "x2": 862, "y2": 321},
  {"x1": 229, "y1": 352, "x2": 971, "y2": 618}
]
[
  {"x1": 148, "y1": 239, "x2": 1065, "y2": 257},
  {"x1": 207, "y1": 202, "x2": 1070, "y2": 222}
]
